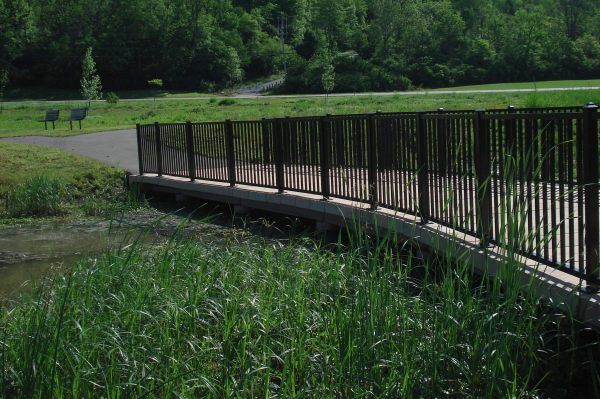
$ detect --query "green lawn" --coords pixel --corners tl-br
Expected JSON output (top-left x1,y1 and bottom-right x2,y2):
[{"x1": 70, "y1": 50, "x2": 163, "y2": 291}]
[
  {"x1": 1, "y1": 88, "x2": 599, "y2": 139},
  {"x1": 0, "y1": 142, "x2": 122, "y2": 194},
  {"x1": 434, "y1": 79, "x2": 600, "y2": 91}
]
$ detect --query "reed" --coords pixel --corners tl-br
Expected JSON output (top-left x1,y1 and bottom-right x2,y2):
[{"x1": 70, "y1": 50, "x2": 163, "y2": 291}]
[
  {"x1": 5, "y1": 176, "x2": 68, "y2": 217},
  {"x1": 1, "y1": 205, "x2": 596, "y2": 397}
]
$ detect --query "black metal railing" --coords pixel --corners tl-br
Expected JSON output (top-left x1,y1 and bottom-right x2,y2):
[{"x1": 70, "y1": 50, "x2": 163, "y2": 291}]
[{"x1": 137, "y1": 103, "x2": 600, "y2": 287}]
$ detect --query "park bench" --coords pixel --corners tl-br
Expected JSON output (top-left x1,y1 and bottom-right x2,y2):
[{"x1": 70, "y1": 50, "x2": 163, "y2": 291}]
[
  {"x1": 37, "y1": 109, "x2": 60, "y2": 130},
  {"x1": 63, "y1": 107, "x2": 87, "y2": 130}
]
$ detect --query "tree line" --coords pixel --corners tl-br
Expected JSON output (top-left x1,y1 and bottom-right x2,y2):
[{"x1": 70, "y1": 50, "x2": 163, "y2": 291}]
[{"x1": 1, "y1": 0, "x2": 599, "y2": 94}]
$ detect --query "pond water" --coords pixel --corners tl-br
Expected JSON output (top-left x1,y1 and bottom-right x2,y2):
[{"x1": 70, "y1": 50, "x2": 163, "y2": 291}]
[
  {"x1": 0, "y1": 220, "x2": 141, "y2": 297},
  {"x1": 0, "y1": 202, "x2": 318, "y2": 299}
]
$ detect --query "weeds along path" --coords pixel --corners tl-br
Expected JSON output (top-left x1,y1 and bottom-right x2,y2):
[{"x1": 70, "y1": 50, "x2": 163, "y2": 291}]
[{"x1": 0, "y1": 129, "x2": 139, "y2": 174}]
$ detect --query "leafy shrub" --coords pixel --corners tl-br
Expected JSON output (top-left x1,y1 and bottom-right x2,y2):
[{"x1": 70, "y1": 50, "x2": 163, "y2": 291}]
[
  {"x1": 106, "y1": 92, "x2": 119, "y2": 107},
  {"x1": 139, "y1": 110, "x2": 157, "y2": 120},
  {"x1": 218, "y1": 98, "x2": 236, "y2": 106},
  {"x1": 209, "y1": 98, "x2": 217, "y2": 104}
]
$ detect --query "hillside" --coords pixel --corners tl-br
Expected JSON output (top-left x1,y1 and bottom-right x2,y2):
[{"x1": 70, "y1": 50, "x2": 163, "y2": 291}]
[{"x1": 1, "y1": 0, "x2": 599, "y2": 94}]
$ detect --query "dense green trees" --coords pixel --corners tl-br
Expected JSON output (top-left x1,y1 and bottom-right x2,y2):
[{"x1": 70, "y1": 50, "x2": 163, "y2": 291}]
[{"x1": 1, "y1": 0, "x2": 599, "y2": 92}]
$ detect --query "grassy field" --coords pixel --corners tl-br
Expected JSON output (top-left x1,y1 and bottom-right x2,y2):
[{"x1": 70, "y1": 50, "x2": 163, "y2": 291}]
[
  {"x1": 0, "y1": 142, "x2": 133, "y2": 220},
  {"x1": 2, "y1": 89, "x2": 600, "y2": 139},
  {"x1": 0, "y1": 142, "x2": 123, "y2": 195},
  {"x1": 432, "y1": 79, "x2": 600, "y2": 91}
]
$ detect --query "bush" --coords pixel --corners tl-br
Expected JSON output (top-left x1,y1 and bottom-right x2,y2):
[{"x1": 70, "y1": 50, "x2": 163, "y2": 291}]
[
  {"x1": 106, "y1": 92, "x2": 119, "y2": 107},
  {"x1": 218, "y1": 98, "x2": 236, "y2": 106}
]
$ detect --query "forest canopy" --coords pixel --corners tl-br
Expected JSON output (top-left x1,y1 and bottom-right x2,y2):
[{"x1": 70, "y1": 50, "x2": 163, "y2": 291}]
[{"x1": 1, "y1": 0, "x2": 599, "y2": 93}]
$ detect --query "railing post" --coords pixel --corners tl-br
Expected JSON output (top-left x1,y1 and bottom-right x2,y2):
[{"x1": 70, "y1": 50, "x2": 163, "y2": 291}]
[
  {"x1": 154, "y1": 121, "x2": 163, "y2": 177},
  {"x1": 416, "y1": 111, "x2": 430, "y2": 223},
  {"x1": 284, "y1": 116, "x2": 291, "y2": 165},
  {"x1": 475, "y1": 109, "x2": 493, "y2": 247},
  {"x1": 437, "y1": 108, "x2": 446, "y2": 177},
  {"x1": 186, "y1": 121, "x2": 196, "y2": 182},
  {"x1": 505, "y1": 105, "x2": 516, "y2": 159},
  {"x1": 376, "y1": 110, "x2": 389, "y2": 169},
  {"x1": 262, "y1": 117, "x2": 270, "y2": 165},
  {"x1": 136, "y1": 123, "x2": 144, "y2": 175},
  {"x1": 582, "y1": 102, "x2": 599, "y2": 292},
  {"x1": 274, "y1": 117, "x2": 285, "y2": 194},
  {"x1": 319, "y1": 115, "x2": 331, "y2": 200},
  {"x1": 367, "y1": 113, "x2": 378, "y2": 210},
  {"x1": 225, "y1": 119, "x2": 236, "y2": 187}
]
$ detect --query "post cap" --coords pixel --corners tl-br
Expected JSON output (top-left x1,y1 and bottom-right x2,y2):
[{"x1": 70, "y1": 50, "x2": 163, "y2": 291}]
[
  {"x1": 583, "y1": 102, "x2": 598, "y2": 109},
  {"x1": 416, "y1": 110, "x2": 426, "y2": 114},
  {"x1": 475, "y1": 109, "x2": 486, "y2": 113},
  {"x1": 438, "y1": 108, "x2": 444, "y2": 111}
]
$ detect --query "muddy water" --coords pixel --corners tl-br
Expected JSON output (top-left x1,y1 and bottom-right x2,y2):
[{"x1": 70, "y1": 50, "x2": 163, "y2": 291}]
[
  {"x1": 0, "y1": 201, "x2": 311, "y2": 298},
  {"x1": 0, "y1": 220, "x2": 141, "y2": 296}
]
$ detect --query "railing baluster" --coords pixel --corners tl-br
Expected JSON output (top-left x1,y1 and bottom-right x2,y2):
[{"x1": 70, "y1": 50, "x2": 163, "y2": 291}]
[
  {"x1": 367, "y1": 113, "x2": 378, "y2": 210},
  {"x1": 416, "y1": 111, "x2": 430, "y2": 223},
  {"x1": 136, "y1": 123, "x2": 144, "y2": 175},
  {"x1": 475, "y1": 109, "x2": 493, "y2": 247},
  {"x1": 320, "y1": 115, "x2": 330, "y2": 200},
  {"x1": 186, "y1": 121, "x2": 195, "y2": 182},
  {"x1": 274, "y1": 118, "x2": 285, "y2": 194},
  {"x1": 582, "y1": 102, "x2": 599, "y2": 291},
  {"x1": 154, "y1": 121, "x2": 163, "y2": 177},
  {"x1": 437, "y1": 108, "x2": 446, "y2": 178},
  {"x1": 226, "y1": 119, "x2": 236, "y2": 187}
]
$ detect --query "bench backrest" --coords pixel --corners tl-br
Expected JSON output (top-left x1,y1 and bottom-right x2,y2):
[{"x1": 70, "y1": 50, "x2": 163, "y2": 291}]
[
  {"x1": 45, "y1": 109, "x2": 60, "y2": 120},
  {"x1": 70, "y1": 107, "x2": 87, "y2": 120}
]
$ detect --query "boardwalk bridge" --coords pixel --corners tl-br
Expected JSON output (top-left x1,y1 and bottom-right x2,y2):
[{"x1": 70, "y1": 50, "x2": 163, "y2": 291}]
[{"x1": 131, "y1": 104, "x2": 600, "y2": 327}]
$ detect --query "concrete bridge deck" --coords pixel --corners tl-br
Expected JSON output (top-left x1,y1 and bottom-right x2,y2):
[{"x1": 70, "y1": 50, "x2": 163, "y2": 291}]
[{"x1": 130, "y1": 173, "x2": 600, "y2": 329}]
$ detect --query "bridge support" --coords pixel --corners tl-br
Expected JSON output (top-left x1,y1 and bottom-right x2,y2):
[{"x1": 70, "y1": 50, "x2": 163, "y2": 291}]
[{"x1": 233, "y1": 205, "x2": 252, "y2": 215}]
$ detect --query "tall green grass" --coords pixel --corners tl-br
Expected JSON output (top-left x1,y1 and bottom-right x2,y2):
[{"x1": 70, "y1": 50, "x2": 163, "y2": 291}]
[
  {"x1": 2, "y1": 171, "x2": 146, "y2": 220},
  {"x1": 0, "y1": 214, "x2": 586, "y2": 398},
  {"x1": 524, "y1": 89, "x2": 600, "y2": 108},
  {"x1": 5, "y1": 176, "x2": 68, "y2": 217}
]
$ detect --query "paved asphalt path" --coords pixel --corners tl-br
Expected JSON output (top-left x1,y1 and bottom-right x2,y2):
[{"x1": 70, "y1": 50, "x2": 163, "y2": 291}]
[{"x1": 0, "y1": 129, "x2": 140, "y2": 174}]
